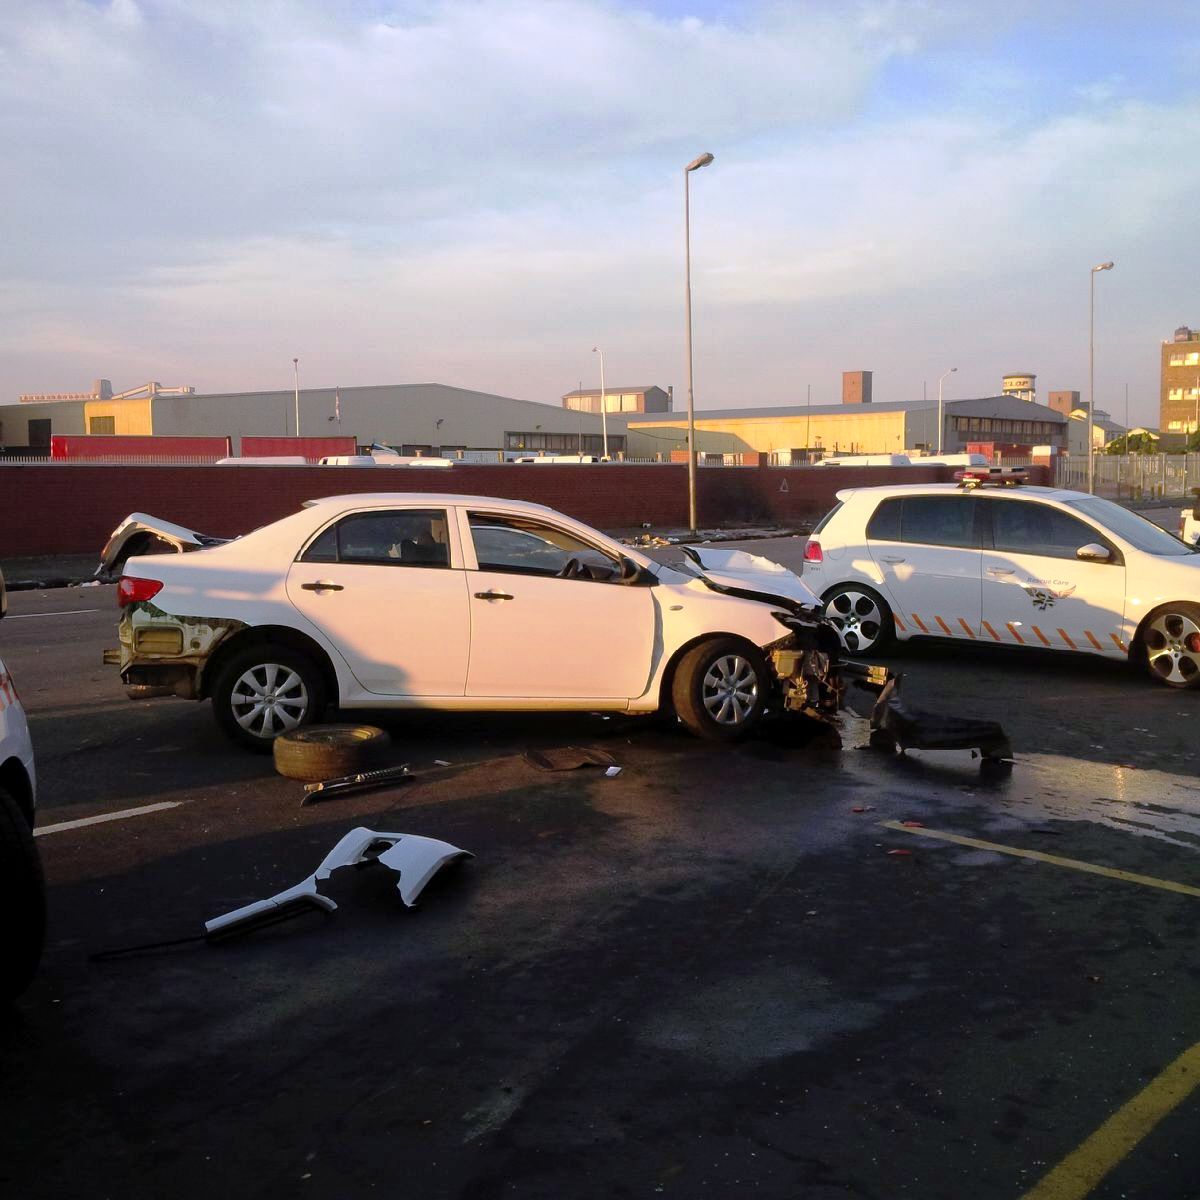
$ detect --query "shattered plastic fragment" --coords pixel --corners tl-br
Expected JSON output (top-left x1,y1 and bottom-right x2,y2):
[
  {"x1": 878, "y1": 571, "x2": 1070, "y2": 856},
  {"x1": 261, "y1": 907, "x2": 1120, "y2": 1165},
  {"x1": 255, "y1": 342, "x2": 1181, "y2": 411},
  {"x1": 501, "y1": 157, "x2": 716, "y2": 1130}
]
[
  {"x1": 204, "y1": 828, "x2": 473, "y2": 939},
  {"x1": 886, "y1": 849, "x2": 913, "y2": 856},
  {"x1": 605, "y1": 765, "x2": 622, "y2": 778}
]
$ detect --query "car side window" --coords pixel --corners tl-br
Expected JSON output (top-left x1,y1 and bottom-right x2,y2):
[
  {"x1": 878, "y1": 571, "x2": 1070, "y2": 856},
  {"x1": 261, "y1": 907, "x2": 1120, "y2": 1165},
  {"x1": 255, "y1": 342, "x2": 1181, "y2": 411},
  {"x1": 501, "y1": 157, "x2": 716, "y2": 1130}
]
[
  {"x1": 866, "y1": 498, "x2": 901, "y2": 540},
  {"x1": 468, "y1": 512, "x2": 619, "y2": 580},
  {"x1": 987, "y1": 500, "x2": 1111, "y2": 561},
  {"x1": 300, "y1": 509, "x2": 451, "y2": 567},
  {"x1": 899, "y1": 496, "x2": 976, "y2": 548}
]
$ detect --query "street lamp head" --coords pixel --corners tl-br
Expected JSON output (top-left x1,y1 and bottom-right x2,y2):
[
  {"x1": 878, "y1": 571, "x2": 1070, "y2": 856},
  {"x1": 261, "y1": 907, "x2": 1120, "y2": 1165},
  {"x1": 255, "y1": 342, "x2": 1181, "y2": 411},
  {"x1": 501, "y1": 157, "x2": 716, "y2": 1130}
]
[
  {"x1": 592, "y1": 345, "x2": 600, "y2": 354},
  {"x1": 1093, "y1": 261, "x2": 1114, "y2": 273},
  {"x1": 685, "y1": 152, "x2": 714, "y2": 172},
  {"x1": 951, "y1": 366, "x2": 958, "y2": 373}
]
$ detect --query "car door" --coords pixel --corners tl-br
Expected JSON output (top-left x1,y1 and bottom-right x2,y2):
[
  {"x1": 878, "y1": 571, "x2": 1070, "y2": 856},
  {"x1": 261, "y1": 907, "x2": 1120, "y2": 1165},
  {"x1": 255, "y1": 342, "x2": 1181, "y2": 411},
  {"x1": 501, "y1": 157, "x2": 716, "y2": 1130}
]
[
  {"x1": 978, "y1": 498, "x2": 1126, "y2": 655},
  {"x1": 866, "y1": 494, "x2": 982, "y2": 638},
  {"x1": 285, "y1": 507, "x2": 471, "y2": 696},
  {"x1": 460, "y1": 510, "x2": 656, "y2": 700}
]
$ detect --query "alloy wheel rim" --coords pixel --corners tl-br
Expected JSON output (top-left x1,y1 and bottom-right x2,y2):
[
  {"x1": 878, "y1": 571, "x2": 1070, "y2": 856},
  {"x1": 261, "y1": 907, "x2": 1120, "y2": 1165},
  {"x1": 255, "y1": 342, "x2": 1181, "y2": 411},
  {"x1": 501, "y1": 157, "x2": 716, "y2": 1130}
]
[
  {"x1": 702, "y1": 654, "x2": 758, "y2": 725},
  {"x1": 1144, "y1": 612, "x2": 1200, "y2": 686},
  {"x1": 231, "y1": 663, "x2": 309, "y2": 737},
  {"x1": 826, "y1": 591, "x2": 883, "y2": 653}
]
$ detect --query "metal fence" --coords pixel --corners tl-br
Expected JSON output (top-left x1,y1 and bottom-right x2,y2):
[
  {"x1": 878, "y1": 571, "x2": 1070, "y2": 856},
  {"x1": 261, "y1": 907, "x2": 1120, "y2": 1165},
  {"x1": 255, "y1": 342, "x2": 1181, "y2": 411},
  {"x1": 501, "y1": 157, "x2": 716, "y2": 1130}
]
[{"x1": 1054, "y1": 454, "x2": 1200, "y2": 498}]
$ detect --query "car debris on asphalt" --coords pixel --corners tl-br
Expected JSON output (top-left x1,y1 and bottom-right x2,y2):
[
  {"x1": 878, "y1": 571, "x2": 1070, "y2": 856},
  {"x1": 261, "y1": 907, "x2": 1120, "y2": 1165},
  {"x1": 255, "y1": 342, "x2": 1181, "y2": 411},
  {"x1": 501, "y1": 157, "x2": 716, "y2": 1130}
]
[
  {"x1": 524, "y1": 746, "x2": 618, "y2": 771},
  {"x1": 867, "y1": 675, "x2": 1013, "y2": 770},
  {"x1": 204, "y1": 828, "x2": 473, "y2": 939},
  {"x1": 301, "y1": 763, "x2": 415, "y2": 805}
]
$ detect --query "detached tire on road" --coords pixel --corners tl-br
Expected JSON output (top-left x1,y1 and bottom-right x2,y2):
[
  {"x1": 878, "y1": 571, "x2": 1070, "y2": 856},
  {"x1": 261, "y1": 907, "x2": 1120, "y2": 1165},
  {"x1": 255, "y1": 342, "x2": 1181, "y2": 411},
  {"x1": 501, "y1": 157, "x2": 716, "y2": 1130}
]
[
  {"x1": 671, "y1": 638, "x2": 768, "y2": 742},
  {"x1": 273, "y1": 724, "x2": 391, "y2": 782},
  {"x1": 0, "y1": 785, "x2": 45, "y2": 1003},
  {"x1": 212, "y1": 644, "x2": 328, "y2": 751}
]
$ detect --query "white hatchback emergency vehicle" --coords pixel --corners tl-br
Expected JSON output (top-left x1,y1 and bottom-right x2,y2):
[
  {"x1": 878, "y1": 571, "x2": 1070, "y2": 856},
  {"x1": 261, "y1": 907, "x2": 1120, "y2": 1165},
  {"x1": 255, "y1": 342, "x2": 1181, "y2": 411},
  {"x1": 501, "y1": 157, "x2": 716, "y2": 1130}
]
[{"x1": 802, "y1": 475, "x2": 1200, "y2": 688}]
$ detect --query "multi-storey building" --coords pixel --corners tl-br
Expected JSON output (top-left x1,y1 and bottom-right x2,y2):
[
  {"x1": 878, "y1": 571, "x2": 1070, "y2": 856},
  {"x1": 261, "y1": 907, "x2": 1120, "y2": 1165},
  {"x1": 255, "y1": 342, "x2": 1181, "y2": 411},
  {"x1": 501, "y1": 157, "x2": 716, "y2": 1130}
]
[{"x1": 1160, "y1": 325, "x2": 1200, "y2": 436}]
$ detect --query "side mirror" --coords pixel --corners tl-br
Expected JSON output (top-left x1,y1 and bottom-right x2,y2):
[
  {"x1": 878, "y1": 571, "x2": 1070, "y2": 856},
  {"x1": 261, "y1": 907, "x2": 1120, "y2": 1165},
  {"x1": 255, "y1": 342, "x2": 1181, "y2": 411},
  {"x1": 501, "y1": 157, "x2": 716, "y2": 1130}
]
[{"x1": 1077, "y1": 543, "x2": 1110, "y2": 563}]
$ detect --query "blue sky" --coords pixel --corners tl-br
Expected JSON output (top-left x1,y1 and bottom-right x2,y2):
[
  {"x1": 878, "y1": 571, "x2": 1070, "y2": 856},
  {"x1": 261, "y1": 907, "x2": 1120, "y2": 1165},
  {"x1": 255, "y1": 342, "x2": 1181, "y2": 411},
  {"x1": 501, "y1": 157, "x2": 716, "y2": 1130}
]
[{"x1": 2, "y1": 1, "x2": 1196, "y2": 426}]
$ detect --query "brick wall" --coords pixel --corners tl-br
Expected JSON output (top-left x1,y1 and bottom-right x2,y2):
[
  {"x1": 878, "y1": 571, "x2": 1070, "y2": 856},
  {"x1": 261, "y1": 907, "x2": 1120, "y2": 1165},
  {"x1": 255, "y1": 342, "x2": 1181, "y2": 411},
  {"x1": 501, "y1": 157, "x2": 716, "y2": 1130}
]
[{"x1": 0, "y1": 462, "x2": 1050, "y2": 557}]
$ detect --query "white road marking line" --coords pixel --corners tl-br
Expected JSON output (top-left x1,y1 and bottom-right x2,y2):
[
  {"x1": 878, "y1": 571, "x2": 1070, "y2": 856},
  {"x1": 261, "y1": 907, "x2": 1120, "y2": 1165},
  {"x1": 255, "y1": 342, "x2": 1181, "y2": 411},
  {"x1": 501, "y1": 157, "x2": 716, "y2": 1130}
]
[
  {"x1": 35, "y1": 801, "x2": 182, "y2": 837},
  {"x1": 7, "y1": 609, "x2": 100, "y2": 619}
]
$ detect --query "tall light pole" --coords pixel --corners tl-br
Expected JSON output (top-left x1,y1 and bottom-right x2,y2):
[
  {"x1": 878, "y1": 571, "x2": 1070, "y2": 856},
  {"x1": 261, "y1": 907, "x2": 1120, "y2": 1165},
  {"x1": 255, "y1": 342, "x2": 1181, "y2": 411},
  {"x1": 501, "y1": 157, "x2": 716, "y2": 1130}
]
[
  {"x1": 292, "y1": 357, "x2": 300, "y2": 438},
  {"x1": 936, "y1": 367, "x2": 957, "y2": 454},
  {"x1": 684, "y1": 151, "x2": 714, "y2": 532},
  {"x1": 1088, "y1": 261, "x2": 1114, "y2": 493},
  {"x1": 591, "y1": 346, "x2": 608, "y2": 458}
]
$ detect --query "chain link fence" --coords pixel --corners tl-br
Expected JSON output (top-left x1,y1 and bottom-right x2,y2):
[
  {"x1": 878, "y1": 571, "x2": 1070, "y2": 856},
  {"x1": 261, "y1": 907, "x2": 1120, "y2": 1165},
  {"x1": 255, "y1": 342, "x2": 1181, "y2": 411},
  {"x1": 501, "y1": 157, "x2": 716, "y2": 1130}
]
[{"x1": 1054, "y1": 455, "x2": 1200, "y2": 498}]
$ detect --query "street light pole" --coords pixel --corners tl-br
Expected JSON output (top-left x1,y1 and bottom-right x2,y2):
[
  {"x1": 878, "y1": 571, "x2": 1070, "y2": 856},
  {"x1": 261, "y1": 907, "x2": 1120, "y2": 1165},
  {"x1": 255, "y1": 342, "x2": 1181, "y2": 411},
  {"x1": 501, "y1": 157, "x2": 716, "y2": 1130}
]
[
  {"x1": 684, "y1": 151, "x2": 714, "y2": 532},
  {"x1": 936, "y1": 367, "x2": 957, "y2": 455},
  {"x1": 1088, "y1": 261, "x2": 1114, "y2": 493},
  {"x1": 592, "y1": 346, "x2": 608, "y2": 458},
  {"x1": 292, "y1": 357, "x2": 300, "y2": 439}
]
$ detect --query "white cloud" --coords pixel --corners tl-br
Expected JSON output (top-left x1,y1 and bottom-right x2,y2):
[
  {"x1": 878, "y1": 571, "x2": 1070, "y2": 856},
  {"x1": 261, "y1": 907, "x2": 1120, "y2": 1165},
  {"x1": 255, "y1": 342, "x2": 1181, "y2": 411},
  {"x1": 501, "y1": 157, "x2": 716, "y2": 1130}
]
[{"x1": 0, "y1": 1, "x2": 1195, "y2": 429}]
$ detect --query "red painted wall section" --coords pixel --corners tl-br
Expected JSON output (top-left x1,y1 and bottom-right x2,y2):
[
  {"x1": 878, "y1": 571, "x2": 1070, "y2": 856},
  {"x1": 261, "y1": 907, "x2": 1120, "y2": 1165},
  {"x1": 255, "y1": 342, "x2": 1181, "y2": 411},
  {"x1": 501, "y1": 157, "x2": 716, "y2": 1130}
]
[
  {"x1": 50, "y1": 435, "x2": 232, "y2": 460},
  {"x1": 239, "y1": 436, "x2": 357, "y2": 460},
  {"x1": 0, "y1": 462, "x2": 1050, "y2": 558}
]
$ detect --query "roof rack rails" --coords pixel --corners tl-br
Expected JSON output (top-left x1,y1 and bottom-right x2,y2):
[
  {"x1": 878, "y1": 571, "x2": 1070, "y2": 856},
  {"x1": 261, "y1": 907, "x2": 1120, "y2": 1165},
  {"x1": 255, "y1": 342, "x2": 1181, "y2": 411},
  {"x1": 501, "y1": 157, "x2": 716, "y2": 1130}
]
[{"x1": 954, "y1": 466, "x2": 1028, "y2": 490}]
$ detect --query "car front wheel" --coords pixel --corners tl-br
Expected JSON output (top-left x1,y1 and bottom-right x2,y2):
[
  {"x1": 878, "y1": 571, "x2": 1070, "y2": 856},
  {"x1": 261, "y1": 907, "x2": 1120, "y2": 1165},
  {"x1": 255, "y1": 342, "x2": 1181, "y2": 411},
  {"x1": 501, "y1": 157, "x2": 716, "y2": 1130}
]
[
  {"x1": 1141, "y1": 603, "x2": 1200, "y2": 688},
  {"x1": 212, "y1": 645, "x2": 328, "y2": 750},
  {"x1": 671, "y1": 638, "x2": 768, "y2": 741},
  {"x1": 822, "y1": 585, "x2": 893, "y2": 655}
]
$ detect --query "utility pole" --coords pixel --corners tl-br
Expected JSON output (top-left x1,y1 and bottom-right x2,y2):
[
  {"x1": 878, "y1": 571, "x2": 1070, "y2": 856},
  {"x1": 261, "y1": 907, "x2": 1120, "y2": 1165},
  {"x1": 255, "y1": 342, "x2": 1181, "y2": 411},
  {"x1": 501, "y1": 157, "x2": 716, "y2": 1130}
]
[{"x1": 292, "y1": 358, "x2": 300, "y2": 438}]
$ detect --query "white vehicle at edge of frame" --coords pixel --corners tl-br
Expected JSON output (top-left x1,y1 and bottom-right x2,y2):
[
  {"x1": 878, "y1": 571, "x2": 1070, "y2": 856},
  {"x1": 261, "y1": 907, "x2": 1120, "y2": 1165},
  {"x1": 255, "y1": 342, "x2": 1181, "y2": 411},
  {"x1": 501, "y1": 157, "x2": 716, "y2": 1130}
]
[
  {"x1": 104, "y1": 493, "x2": 854, "y2": 749},
  {"x1": 0, "y1": 567, "x2": 44, "y2": 1001},
  {"x1": 802, "y1": 479, "x2": 1200, "y2": 688}
]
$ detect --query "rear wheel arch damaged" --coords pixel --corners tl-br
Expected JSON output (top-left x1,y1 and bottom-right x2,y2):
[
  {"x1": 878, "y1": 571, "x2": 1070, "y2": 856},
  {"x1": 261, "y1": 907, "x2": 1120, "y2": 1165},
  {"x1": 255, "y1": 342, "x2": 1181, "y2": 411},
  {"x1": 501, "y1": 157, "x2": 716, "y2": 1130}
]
[{"x1": 199, "y1": 625, "x2": 340, "y2": 705}]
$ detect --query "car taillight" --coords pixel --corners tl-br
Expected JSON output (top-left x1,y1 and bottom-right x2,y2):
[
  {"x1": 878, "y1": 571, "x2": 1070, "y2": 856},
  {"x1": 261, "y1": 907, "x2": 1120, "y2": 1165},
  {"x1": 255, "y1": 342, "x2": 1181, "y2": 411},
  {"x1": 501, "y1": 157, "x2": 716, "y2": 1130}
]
[
  {"x1": 803, "y1": 539, "x2": 824, "y2": 563},
  {"x1": 118, "y1": 576, "x2": 164, "y2": 607}
]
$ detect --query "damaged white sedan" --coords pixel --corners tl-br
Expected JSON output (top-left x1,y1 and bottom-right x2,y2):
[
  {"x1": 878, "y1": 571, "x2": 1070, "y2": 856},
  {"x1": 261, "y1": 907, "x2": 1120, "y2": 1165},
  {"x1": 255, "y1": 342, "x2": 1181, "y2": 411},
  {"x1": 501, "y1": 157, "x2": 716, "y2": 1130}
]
[{"x1": 103, "y1": 493, "x2": 878, "y2": 749}]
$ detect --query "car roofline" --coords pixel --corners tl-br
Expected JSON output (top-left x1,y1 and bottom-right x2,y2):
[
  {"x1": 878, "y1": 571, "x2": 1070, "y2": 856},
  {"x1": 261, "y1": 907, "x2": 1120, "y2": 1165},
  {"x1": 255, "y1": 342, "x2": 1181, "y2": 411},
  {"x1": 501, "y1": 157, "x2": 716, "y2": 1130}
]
[{"x1": 302, "y1": 493, "x2": 556, "y2": 512}]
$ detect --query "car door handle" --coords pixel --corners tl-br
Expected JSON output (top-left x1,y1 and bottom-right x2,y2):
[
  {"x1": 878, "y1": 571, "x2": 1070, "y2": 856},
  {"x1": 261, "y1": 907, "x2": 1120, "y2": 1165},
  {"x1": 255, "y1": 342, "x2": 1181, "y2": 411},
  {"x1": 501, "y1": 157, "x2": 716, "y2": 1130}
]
[
  {"x1": 987, "y1": 567, "x2": 1015, "y2": 577},
  {"x1": 879, "y1": 555, "x2": 905, "y2": 563},
  {"x1": 301, "y1": 580, "x2": 344, "y2": 592},
  {"x1": 474, "y1": 590, "x2": 514, "y2": 601}
]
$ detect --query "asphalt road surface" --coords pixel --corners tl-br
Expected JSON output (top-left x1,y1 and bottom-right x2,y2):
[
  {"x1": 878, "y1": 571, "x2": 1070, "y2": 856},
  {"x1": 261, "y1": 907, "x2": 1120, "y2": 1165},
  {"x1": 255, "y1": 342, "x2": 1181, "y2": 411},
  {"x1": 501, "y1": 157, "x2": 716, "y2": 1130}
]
[{"x1": 3, "y1": 557, "x2": 1200, "y2": 1200}]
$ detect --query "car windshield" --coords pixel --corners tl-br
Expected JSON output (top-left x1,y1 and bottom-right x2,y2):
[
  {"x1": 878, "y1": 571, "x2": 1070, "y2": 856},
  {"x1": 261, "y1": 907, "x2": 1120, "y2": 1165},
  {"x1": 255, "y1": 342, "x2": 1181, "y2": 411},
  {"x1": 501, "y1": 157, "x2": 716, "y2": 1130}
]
[{"x1": 1063, "y1": 495, "x2": 1196, "y2": 556}]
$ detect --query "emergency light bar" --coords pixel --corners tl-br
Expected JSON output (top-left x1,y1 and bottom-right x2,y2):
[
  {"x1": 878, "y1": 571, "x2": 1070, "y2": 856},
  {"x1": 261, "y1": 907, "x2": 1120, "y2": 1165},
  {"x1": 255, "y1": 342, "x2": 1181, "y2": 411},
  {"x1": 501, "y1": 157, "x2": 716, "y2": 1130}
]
[{"x1": 954, "y1": 466, "x2": 1028, "y2": 489}]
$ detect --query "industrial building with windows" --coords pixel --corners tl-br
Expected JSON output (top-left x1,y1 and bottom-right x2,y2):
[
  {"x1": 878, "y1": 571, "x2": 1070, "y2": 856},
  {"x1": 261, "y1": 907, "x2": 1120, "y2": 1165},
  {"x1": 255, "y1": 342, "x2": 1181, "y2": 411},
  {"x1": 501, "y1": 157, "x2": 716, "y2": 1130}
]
[
  {"x1": 3, "y1": 369, "x2": 1074, "y2": 462},
  {"x1": 1, "y1": 381, "x2": 628, "y2": 459}
]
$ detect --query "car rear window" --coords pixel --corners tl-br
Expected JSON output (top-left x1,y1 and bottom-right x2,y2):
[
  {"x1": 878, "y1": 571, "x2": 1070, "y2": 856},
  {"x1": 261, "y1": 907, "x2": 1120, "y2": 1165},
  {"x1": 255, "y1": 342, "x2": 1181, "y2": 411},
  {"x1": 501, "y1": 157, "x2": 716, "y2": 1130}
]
[
  {"x1": 811, "y1": 501, "x2": 843, "y2": 535},
  {"x1": 867, "y1": 495, "x2": 976, "y2": 548},
  {"x1": 865, "y1": 498, "x2": 901, "y2": 541}
]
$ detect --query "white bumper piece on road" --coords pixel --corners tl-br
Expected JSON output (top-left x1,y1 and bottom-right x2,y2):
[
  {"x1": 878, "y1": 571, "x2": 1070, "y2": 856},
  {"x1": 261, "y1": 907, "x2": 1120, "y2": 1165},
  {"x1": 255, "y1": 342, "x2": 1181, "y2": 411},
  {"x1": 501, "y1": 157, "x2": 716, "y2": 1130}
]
[{"x1": 204, "y1": 828, "x2": 473, "y2": 937}]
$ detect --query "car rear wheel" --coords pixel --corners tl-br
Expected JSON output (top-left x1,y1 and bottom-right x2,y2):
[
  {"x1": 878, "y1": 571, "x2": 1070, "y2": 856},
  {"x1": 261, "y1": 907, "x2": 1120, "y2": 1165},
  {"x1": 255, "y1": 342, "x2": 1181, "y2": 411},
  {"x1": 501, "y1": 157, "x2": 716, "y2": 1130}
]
[
  {"x1": 1141, "y1": 603, "x2": 1200, "y2": 688},
  {"x1": 0, "y1": 783, "x2": 45, "y2": 1003},
  {"x1": 212, "y1": 645, "x2": 328, "y2": 751},
  {"x1": 822, "y1": 585, "x2": 893, "y2": 655},
  {"x1": 671, "y1": 638, "x2": 768, "y2": 741}
]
